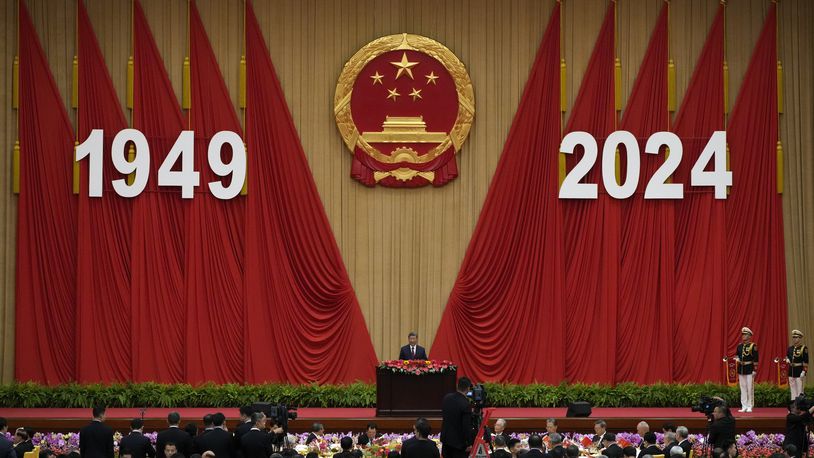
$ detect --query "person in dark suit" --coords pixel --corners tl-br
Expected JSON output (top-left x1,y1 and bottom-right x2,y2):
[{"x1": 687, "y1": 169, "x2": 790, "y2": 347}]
[
  {"x1": 331, "y1": 437, "x2": 355, "y2": 458},
  {"x1": 194, "y1": 413, "x2": 233, "y2": 458},
  {"x1": 356, "y1": 423, "x2": 379, "y2": 447},
  {"x1": 305, "y1": 424, "x2": 324, "y2": 446},
  {"x1": 156, "y1": 413, "x2": 194, "y2": 458},
  {"x1": 79, "y1": 406, "x2": 114, "y2": 458},
  {"x1": 675, "y1": 427, "x2": 692, "y2": 457},
  {"x1": 119, "y1": 419, "x2": 156, "y2": 458},
  {"x1": 402, "y1": 418, "x2": 440, "y2": 458},
  {"x1": 398, "y1": 332, "x2": 428, "y2": 360},
  {"x1": 491, "y1": 419, "x2": 510, "y2": 445},
  {"x1": 523, "y1": 435, "x2": 545, "y2": 458},
  {"x1": 592, "y1": 421, "x2": 611, "y2": 446},
  {"x1": 661, "y1": 432, "x2": 679, "y2": 457},
  {"x1": 0, "y1": 418, "x2": 16, "y2": 458},
  {"x1": 623, "y1": 447, "x2": 638, "y2": 458},
  {"x1": 240, "y1": 413, "x2": 272, "y2": 458},
  {"x1": 233, "y1": 407, "x2": 254, "y2": 458},
  {"x1": 784, "y1": 400, "x2": 814, "y2": 458},
  {"x1": 638, "y1": 433, "x2": 662, "y2": 458},
  {"x1": 440, "y1": 377, "x2": 474, "y2": 458},
  {"x1": 490, "y1": 436, "x2": 511, "y2": 458},
  {"x1": 546, "y1": 433, "x2": 565, "y2": 458},
  {"x1": 12, "y1": 429, "x2": 33, "y2": 458},
  {"x1": 708, "y1": 406, "x2": 736, "y2": 450},
  {"x1": 601, "y1": 434, "x2": 623, "y2": 458}
]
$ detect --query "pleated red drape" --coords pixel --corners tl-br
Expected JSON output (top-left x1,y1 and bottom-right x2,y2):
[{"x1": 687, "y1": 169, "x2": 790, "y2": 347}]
[
  {"x1": 562, "y1": 4, "x2": 619, "y2": 384},
  {"x1": 75, "y1": 0, "x2": 133, "y2": 383},
  {"x1": 725, "y1": 4, "x2": 788, "y2": 381},
  {"x1": 672, "y1": 7, "x2": 727, "y2": 383},
  {"x1": 184, "y1": 1, "x2": 245, "y2": 384},
  {"x1": 15, "y1": 0, "x2": 77, "y2": 385},
  {"x1": 130, "y1": 0, "x2": 188, "y2": 383},
  {"x1": 616, "y1": 5, "x2": 674, "y2": 384},
  {"x1": 243, "y1": 1, "x2": 378, "y2": 383},
  {"x1": 430, "y1": 5, "x2": 564, "y2": 383}
]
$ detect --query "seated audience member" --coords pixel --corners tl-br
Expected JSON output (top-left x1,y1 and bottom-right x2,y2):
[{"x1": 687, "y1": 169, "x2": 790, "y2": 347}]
[
  {"x1": 662, "y1": 424, "x2": 676, "y2": 435},
  {"x1": 638, "y1": 433, "x2": 662, "y2": 458},
  {"x1": 636, "y1": 422, "x2": 650, "y2": 437},
  {"x1": 157, "y1": 413, "x2": 193, "y2": 458},
  {"x1": 401, "y1": 418, "x2": 439, "y2": 458},
  {"x1": 669, "y1": 446, "x2": 685, "y2": 458},
  {"x1": 493, "y1": 419, "x2": 510, "y2": 444},
  {"x1": 305, "y1": 424, "x2": 325, "y2": 446},
  {"x1": 525, "y1": 435, "x2": 545, "y2": 458},
  {"x1": 623, "y1": 447, "x2": 637, "y2": 458},
  {"x1": 602, "y1": 434, "x2": 623, "y2": 458},
  {"x1": 14, "y1": 429, "x2": 34, "y2": 457},
  {"x1": 593, "y1": 421, "x2": 611, "y2": 445},
  {"x1": 357, "y1": 423, "x2": 379, "y2": 447},
  {"x1": 119, "y1": 418, "x2": 156, "y2": 458},
  {"x1": 545, "y1": 419, "x2": 559, "y2": 437},
  {"x1": 662, "y1": 432, "x2": 678, "y2": 456},
  {"x1": 675, "y1": 427, "x2": 692, "y2": 456},
  {"x1": 332, "y1": 437, "x2": 355, "y2": 458},
  {"x1": 509, "y1": 439, "x2": 524, "y2": 458},
  {"x1": 492, "y1": 435, "x2": 511, "y2": 458},
  {"x1": 548, "y1": 433, "x2": 565, "y2": 454},
  {"x1": 565, "y1": 446, "x2": 580, "y2": 458}
]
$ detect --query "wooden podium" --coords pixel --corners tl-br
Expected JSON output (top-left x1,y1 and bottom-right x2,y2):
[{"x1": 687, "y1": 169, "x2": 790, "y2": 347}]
[{"x1": 375, "y1": 365, "x2": 457, "y2": 417}]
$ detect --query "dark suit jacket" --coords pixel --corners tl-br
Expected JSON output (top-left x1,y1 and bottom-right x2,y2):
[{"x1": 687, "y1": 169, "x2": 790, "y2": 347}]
[
  {"x1": 784, "y1": 411, "x2": 812, "y2": 457},
  {"x1": 233, "y1": 421, "x2": 253, "y2": 456},
  {"x1": 0, "y1": 436, "x2": 16, "y2": 458},
  {"x1": 305, "y1": 433, "x2": 321, "y2": 445},
  {"x1": 357, "y1": 432, "x2": 382, "y2": 447},
  {"x1": 677, "y1": 440, "x2": 692, "y2": 457},
  {"x1": 80, "y1": 421, "x2": 114, "y2": 458},
  {"x1": 492, "y1": 451, "x2": 511, "y2": 458},
  {"x1": 398, "y1": 345, "x2": 428, "y2": 360},
  {"x1": 708, "y1": 416, "x2": 735, "y2": 449},
  {"x1": 593, "y1": 433, "x2": 611, "y2": 445},
  {"x1": 523, "y1": 450, "x2": 546, "y2": 458},
  {"x1": 240, "y1": 429, "x2": 272, "y2": 458},
  {"x1": 332, "y1": 453, "x2": 355, "y2": 458},
  {"x1": 638, "y1": 445, "x2": 663, "y2": 458},
  {"x1": 402, "y1": 438, "x2": 441, "y2": 458},
  {"x1": 12, "y1": 443, "x2": 32, "y2": 458},
  {"x1": 440, "y1": 392, "x2": 473, "y2": 450},
  {"x1": 604, "y1": 444, "x2": 624, "y2": 458},
  {"x1": 662, "y1": 441, "x2": 680, "y2": 457},
  {"x1": 156, "y1": 427, "x2": 194, "y2": 458},
  {"x1": 119, "y1": 432, "x2": 156, "y2": 458},
  {"x1": 193, "y1": 428, "x2": 233, "y2": 458}
]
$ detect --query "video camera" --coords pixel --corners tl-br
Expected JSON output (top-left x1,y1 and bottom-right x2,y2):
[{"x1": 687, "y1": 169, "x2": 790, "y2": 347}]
[
  {"x1": 690, "y1": 396, "x2": 725, "y2": 417},
  {"x1": 467, "y1": 384, "x2": 488, "y2": 410},
  {"x1": 794, "y1": 393, "x2": 811, "y2": 412}
]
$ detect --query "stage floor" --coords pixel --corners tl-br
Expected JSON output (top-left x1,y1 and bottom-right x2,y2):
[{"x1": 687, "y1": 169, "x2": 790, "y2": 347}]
[{"x1": 0, "y1": 407, "x2": 787, "y2": 434}]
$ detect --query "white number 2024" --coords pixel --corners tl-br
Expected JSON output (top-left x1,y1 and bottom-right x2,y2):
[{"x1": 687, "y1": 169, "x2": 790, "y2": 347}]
[
  {"x1": 75, "y1": 129, "x2": 246, "y2": 200},
  {"x1": 559, "y1": 130, "x2": 730, "y2": 200}
]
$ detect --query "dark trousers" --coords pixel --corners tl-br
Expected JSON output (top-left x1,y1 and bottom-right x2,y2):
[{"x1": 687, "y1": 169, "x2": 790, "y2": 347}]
[{"x1": 442, "y1": 444, "x2": 468, "y2": 458}]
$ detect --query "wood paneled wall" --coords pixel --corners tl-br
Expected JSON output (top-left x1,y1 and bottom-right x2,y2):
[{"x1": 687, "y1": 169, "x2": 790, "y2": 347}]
[{"x1": 0, "y1": 0, "x2": 811, "y2": 382}]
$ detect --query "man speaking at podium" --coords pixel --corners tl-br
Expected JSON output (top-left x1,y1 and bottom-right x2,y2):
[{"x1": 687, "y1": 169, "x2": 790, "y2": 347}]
[{"x1": 399, "y1": 332, "x2": 428, "y2": 360}]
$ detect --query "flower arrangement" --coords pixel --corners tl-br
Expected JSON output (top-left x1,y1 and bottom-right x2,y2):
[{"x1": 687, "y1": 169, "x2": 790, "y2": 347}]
[
  {"x1": 377, "y1": 360, "x2": 457, "y2": 375},
  {"x1": 4, "y1": 430, "x2": 807, "y2": 458}
]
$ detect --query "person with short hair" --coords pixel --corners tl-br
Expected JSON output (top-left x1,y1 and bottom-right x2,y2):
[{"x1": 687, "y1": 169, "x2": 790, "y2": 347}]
[
  {"x1": 157, "y1": 413, "x2": 193, "y2": 458},
  {"x1": 662, "y1": 432, "x2": 678, "y2": 456},
  {"x1": 79, "y1": 406, "x2": 113, "y2": 458},
  {"x1": 399, "y1": 332, "x2": 428, "y2": 360},
  {"x1": 357, "y1": 423, "x2": 379, "y2": 447},
  {"x1": 194, "y1": 414, "x2": 233, "y2": 458},
  {"x1": 544, "y1": 419, "x2": 558, "y2": 436},
  {"x1": 233, "y1": 406, "x2": 254, "y2": 458},
  {"x1": 669, "y1": 446, "x2": 685, "y2": 458},
  {"x1": 709, "y1": 406, "x2": 736, "y2": 450},
  {"x1": 735, "y1": 327, "x2": 759, "y2": 413},
  {"x1": 119, "y1": 418, "x2": 156, "y2": 458},
  {"x1": 601, "y1": 434, "x2": 623, "y2": 458},
  {"x1": 332, "y1": 437, "x2": 355, "y2": 458},
  {"x1": 12, "y1": 429, "x2": 32, "y2": 458},
  {"x1": 440, "y1": 378, "x2": 474, "y2": 458},
  {"x1": 305, "y1": 424, "x2": 324, "y2": 446},
  {"x1": 508, "y1": 440, "x2": 524, "y2": 458},
  {"x1": 636, "y1": 422, "x2": 649, "y2": 437},
  {"x1": 0, "y1": 418, "x2": 15, "y2": 458},
  {"x1": 401, "y1": 418, "x2": 439, "y2": 458},
  {"x1": 565, "y1": 446, "x2": 579, "y2": 458},
  {"x1": 491, "y1": 435, "x2": 511, "y2": 458},
  {"x1": 493, "y1": 419, "x2": 510, "y2": 445},
  {"x1": 784, "y1": 400, "x2": 814, "y2": 458},
  {"x1": 241, "y1": 412, "x2": 271, "y2": 458},
  {"x1": 675, "y1": 427, "x2": 691, "y2": 456},
  {"x1": 593, "y1": 421, "x2": 610, "y2": 445},
  {"x1": 524, "y1": 435, "x2": 545, "y2": 458},
  {"x1": 163, "y1": 444, "x2": 178, "y2": 458},
  {"x1": 623, "y1": 447, "x2": 637, "y2": 458}
]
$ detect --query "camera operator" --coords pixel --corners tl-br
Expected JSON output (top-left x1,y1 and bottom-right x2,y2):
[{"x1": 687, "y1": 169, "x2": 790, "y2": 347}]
[
  {"x1": 784, "y1": 397, "x2": 814, "y2": 458},
  {"x1": 708, "y1": 405, "x2": 736, "y2": 449},
  {"x1": 441, "y1": 377, "x2": 475, "y2": 458}
]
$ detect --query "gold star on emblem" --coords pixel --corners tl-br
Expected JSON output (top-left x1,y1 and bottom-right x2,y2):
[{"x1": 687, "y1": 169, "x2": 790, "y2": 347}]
[
  {"x1": 370, "y1": 71, "x2": 384, "y2": 85},
  {"x1": 425, "y1": 71, "x2": 439, "y2": 85},
  {"x1": 409, "y1": 88, "x2": 422, "y2": 101},
  {"x1": 386, "y1": 87, "x2": 401, "y2": 101},
  {"x1": 390, "y1": 52, "x2": 419, "y2": 80}
]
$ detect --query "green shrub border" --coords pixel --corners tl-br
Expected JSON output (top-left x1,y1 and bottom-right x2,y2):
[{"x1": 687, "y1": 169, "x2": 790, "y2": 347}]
[{"x1": 0, "y1": 382, "x2": 790, "y2": 408}]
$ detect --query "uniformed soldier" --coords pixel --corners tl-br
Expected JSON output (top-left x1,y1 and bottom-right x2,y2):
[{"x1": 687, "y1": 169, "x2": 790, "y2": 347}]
[
  {"x1": 786, "y1": 329, "x2": 808, "y2": 400},
  {"x1": 735, "y1": 327, "x2": 758, "y2": 413}
]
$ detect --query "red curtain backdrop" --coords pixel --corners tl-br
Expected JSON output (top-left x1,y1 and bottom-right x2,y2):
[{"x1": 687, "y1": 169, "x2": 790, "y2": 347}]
[
  {"x1": 616, "y1": 5, "x2": 674, "y2": 384},
  {"x1": 725, "y1": 4, "x2": 788, "y2": 381},
  {"x1": 243, "y1": 1, "x2": 378, "y2": 383},
  {"x1": 430, "y1": 5, "x2": 564, "y2": 383},
  {"x1": 562, "y1": 3, "x2": 620, "y2": 384},
  {"x1": 672, "y1": 6, "x2": 727, "y2": 383},
  {"x1": 130, "y1": 0, "x2": 189, "y2": 383},
  {"x1": 184, "y1": 1, "x2": 246, "y2": 384},
  {"x1": 75, "y1": 0, "x2": 133, "y2": 383},
  {"x1": 15, "y1": 0, "x2": 78, "y2": 385}
]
